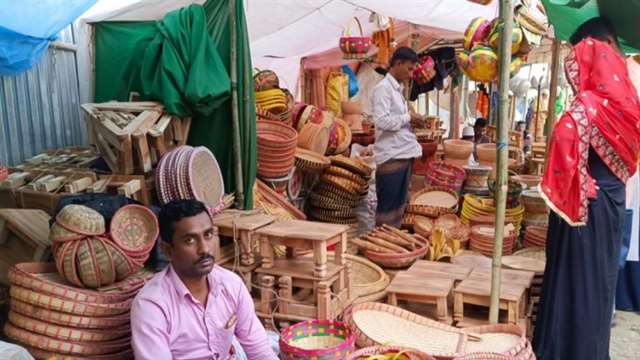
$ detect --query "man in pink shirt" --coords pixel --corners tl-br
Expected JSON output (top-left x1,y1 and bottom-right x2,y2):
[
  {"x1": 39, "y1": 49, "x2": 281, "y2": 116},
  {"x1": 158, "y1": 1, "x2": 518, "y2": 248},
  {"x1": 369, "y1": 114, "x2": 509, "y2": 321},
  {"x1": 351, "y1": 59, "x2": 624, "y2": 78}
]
[{"x1": 131, "y1": 200, "x2": 278, "y2": 359}]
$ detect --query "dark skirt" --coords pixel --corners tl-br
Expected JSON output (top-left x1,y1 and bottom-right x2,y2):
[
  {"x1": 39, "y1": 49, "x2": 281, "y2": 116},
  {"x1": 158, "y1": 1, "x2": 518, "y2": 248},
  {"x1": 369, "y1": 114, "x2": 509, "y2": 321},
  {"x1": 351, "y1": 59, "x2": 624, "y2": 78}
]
[
  {"x1": 616, "y1": 209, "x2": 640, "y2": 311},
  {"x1": 375, "y1": 159, "x2": 412, "y2": 228},
  {"x1": 533, "y1": 149, "x2": 625, "y2": 360}
]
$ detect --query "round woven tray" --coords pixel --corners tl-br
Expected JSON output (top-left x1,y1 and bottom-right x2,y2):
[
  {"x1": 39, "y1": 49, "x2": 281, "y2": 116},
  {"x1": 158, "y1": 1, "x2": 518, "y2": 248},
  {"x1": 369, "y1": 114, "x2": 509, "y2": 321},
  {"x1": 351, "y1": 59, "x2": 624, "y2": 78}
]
[
  {"x1": 408, "y1": 187, "x2": 459, "y2": 217},
  {"x1": 512, "y1": 247, "x2": 546, "y2": 261},
  {"x1": 309, "y1": 210, "x2": 357, "y2": 225},
  {"x1": 3, "y1": 323, "x2": 131, "y2": 356},
  {"x1": 110, "y1": 205, "x2": 159, "y2": 254},
  {"x1": 188, "y1": 146, "x2": 225, "y2": 210},
  {"x1": 8, "y1": 310, "x2": 130, "y2": 342},
  {"x1": 56, "y1": 205, "x2": 105, "y2": 236},
  {"x1": 335, "y1": 118, "x2": 353, "y2": 154},
  {"x1": 345, "y1": 302, "x2": 466, "y2": 358},
  {"x1": 8, "y1": 263, "x2": 149, "y2": 304},
  {"x1": 364, "y1": 240, "x2": 429, "y2": 269},
  {"x1": 9, "y1": 285, "x2": 132, "y2": 317},
  {"x1": 21, "y1": 345, "x2": 134, "y2": 360},
  {"x1": 308, "y1": 192, "x2": 357, "y2": 210},
  {"x1": 10, "y1": 298, "x2": 131, "y2": 330},
  {"x1": 501, "y1": 255, "x2": 545, "y2": 274},
  {"x1": 320, "y1": 173, "x2": 366, "y2": 195},
  {"x1": 294, "y1": 148, "x2": 330, "y2": 172},
  {"x1": 463, "y1": 324, "x2": 528, "y2": 357},
  {"x1": 310, "y1": 206, "x2": 356, "y2": 220},
  {"x1": 342, "y1": 255, "x2": 390, "y2": 301},
  {"x1": 314, "y1": 183, "x2": 361, "y2": 202},
  {"x1": 325, "y1": 165, "x2": 368, "y2": 187},
  {"x1": 330, "y1": 155, "x2": 373, "y2": 178}
]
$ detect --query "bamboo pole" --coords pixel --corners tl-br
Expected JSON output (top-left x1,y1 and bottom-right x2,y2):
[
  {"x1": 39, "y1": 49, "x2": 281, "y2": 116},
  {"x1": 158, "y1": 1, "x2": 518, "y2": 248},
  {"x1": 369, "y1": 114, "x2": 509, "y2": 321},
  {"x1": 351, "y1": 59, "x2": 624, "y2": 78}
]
[
  {"x1": 545, "y1": 39, "x2": 562, "y2": 157},
  {"x1": 449, "y1": 77, "x2": 459, "y2": 139},
  {"x1": 229, "y1": 0, "x2": 245, "y2": 209},
  {"x1": 489, "y1": 0, "x2": 514, "y2": 324}
]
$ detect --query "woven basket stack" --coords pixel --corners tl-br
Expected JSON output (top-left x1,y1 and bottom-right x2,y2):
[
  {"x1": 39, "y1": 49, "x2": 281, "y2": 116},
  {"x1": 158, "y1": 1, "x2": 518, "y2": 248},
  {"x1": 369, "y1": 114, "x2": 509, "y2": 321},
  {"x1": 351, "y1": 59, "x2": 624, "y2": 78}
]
[
  {"x1": 523, "y1": 225, "x2": 547, "y2": 248},
  {"x1": 256, "y1": 120, "x2": 298, "y2": 179},
  {"x1": 405, "y1": 187, "x2": 459, "y2": 227},
  {"x1": 424, "y1": 161, "x2": 466, "y2": 193},
  {"x1": 520, "y1": 189, "x2": 549, "y2": 228},
  {"x1": 469, "y1": 224, "x2": 518, "y2": 257},
  {"x1": 306, "y1": 155, "x2": 372, "y2": 226},
  {"x1": 254, "y1": 70, "x2": 295, "y2": 124},
  {"x1": 460, "y1": 194, "x2": 524, "y2": 235},
  {"x1": 4, "y1": 262, "x2": 152, "y2": 359},
  {"x1": 50, "y1": 204, "x2": 158, "y2": 289},
  {"x1": 156, "y1": 145, "x2": 226, "y2": 212}
]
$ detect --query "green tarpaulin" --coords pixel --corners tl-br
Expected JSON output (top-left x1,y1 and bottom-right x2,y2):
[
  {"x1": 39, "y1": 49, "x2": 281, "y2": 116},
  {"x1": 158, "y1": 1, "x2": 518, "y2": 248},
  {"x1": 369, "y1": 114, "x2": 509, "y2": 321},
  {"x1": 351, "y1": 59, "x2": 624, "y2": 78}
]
[
  {"x1": 94, "y1": 1, "x2": 256, "y2": 208},
  {"x1": 542, "y1": 0, "x2": 640, "y2": 54}
]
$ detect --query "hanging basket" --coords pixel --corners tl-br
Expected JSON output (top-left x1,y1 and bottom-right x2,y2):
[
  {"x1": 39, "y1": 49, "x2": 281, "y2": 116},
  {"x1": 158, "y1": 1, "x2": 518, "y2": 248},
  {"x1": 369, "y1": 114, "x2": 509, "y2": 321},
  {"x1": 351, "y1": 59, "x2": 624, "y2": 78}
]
[{"x1": 339, "y1": 17, "x2": 372, "y2": 60}]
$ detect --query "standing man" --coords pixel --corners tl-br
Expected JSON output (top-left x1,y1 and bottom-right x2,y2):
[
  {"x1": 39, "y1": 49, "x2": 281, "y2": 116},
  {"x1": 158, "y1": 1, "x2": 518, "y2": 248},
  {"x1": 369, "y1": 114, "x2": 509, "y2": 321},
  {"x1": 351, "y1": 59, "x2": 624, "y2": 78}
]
[
  {"x1": 372, "y1": 47, "x2": 423, "y2": 227},
  {"x1": 131, "y1": 200, "x2": 277, "y2": 360}
]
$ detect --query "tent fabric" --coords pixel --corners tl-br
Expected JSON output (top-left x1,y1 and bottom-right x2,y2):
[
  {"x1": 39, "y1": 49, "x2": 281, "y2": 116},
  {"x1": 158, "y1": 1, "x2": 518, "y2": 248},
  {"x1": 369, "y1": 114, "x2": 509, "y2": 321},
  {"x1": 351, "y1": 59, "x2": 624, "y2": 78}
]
[
  {"x1": 94, "y1": 1, "x2": 256, "y2": 209},
  {"x1": 0, "y1": 0, "x2": 96, "y2": 75}
]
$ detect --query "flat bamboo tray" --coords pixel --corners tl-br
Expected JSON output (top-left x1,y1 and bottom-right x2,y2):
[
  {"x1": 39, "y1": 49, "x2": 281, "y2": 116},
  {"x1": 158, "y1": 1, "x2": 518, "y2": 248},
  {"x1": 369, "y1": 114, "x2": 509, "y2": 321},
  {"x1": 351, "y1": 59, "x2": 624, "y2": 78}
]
[{"x1": 10, "y1": 299, "x2": 130, "y2": 329}]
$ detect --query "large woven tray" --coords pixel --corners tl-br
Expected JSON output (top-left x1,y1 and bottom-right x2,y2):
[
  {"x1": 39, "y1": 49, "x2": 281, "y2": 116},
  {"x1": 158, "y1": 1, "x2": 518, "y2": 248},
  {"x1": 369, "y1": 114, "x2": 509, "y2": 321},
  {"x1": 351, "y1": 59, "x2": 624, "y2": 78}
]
[
  {"x1": 8, "y1": 311, "x2": 130, "y2": 342},
  {"x1": 345, "y1": 302, "x2": 466, "y2": 358},
  {"x1": 22, "y1": 345, "x2": 134, "y2": 360},
  {"x1": 8, "y1": 262, "x2": 148, "y2": 304},
  {"x1": 10, "y1": 285, "x2": 132, "y2": 317},
  {"x1": 348, "y1": 345, "x2": 436, "y2": 360},
  {"x1": 10, "y1": 299, "x2": 130, "y2": 330},
  {"x1": 462, "y1": 324, "x2": 530, "y2": 358},
  {"x1": 4, "y1": 323, "x2": 131, "y2": 356}
]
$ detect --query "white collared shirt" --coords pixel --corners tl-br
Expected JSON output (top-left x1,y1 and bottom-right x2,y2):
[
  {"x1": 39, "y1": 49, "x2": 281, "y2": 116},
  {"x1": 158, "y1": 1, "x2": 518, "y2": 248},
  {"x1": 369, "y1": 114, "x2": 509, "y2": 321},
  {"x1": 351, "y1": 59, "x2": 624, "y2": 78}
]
[{"x1": 371, "y1": 73, "x2": 422, "y2": 165}]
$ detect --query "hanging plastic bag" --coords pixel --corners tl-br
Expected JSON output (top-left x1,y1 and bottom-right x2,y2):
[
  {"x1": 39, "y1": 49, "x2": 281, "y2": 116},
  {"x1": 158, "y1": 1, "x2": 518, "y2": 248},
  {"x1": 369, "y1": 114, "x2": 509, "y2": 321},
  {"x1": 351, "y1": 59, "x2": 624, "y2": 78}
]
[
  {"x1": 325, "y1": 71, "x2": 349, "y2": 117},
  {"x1": 351, "y1": 143, "x2": 377, "y2": 236},
  {"x1": 341, "y1": 64, "x2": 359, "y2": 98}
]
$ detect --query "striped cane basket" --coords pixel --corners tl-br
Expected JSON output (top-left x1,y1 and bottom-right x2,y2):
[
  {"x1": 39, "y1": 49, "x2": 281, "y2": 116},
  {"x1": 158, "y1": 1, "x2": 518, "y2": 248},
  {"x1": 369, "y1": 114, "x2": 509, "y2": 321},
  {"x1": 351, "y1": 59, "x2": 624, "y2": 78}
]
[
  {"x1": 348, "y1": 345, "x2": 437, "y2": 360},
  {"x1": 279, "y1": 320, "x2": 356, "y2": 360},
  {"x1": 22, "y1": 345, "x2": 133, "y2": 360}
]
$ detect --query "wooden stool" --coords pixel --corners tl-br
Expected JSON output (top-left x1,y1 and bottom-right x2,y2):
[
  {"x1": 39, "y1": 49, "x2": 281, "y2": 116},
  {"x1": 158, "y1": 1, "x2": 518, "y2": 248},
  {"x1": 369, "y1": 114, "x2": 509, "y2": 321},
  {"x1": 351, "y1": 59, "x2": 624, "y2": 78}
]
[
  {"x1": 212, "y1": 210, "x2": 274, "y2": 266},
  {"x1": 387, "y1": 271, "x2": 454, "y2": 323},
  {"x1": 220, "y1": 257, "x2": 262, "y2": 292},
  {"x1": 453, "y1": 267, "x2": 534, "y2": 325}
]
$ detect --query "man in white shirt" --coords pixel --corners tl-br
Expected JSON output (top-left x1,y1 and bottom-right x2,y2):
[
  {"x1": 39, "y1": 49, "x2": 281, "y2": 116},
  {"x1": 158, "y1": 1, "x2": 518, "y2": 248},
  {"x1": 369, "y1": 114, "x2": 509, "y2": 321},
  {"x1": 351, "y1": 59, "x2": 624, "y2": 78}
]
[{"x1": 372, "y1": 47, "x2": 424, "y2": 227}]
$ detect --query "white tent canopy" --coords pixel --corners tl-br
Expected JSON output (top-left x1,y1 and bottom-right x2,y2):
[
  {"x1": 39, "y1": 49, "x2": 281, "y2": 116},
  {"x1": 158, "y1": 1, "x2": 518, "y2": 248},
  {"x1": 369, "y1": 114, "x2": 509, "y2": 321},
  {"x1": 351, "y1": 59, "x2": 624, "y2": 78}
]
[{"x1": 78, "y1": 0, "x2": 499, "y2": 101}]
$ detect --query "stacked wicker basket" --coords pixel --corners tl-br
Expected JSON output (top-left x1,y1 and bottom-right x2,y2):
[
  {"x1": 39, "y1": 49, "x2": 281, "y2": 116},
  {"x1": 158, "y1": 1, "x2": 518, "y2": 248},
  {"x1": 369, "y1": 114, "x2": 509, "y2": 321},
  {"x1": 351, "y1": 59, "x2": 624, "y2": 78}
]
[
  {"x1": 257, "y1": 120, "x2": 298, "y2": 179},
  {"x1": 4, "y1": 262, "x2": 152, "y2": 359},
  {"x1": 424, "y1": 161, "x2": 467, "y2": 194},
  {"x1": 50, "y1": 204, "x2": 158, "y2": 289},
  {"x1": 307, "y1": 155, "x2": 372, "y2": 231}
]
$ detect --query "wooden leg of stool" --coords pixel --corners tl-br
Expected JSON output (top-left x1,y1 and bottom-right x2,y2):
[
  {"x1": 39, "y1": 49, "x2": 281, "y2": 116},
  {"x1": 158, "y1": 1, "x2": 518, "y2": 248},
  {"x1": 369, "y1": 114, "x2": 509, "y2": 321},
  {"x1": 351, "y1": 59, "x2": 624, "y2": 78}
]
[
  {"x1": 318, "y1": 282, "x2": 330, "y2": 320},
  {"x1": 508, "y1": 301, "x2": 518, "y2": 324},
  {"x1": 388, "y1": 293, "x2": 398, "y2": 306},
  {"x1": 278, "y1": 276, "x2": 292, "y2": 315},
  {"x1": 454, "y1": 292, "x2": 464, "y2": 323},
  {"x1": 437, "y1": 296, "x2": 448, "y2": 322},
  {"x1": 260, "y1": 275, "x2": 275, "y2": 315},
  {"x1": 260, "y1": 236, "x2": 274, "y2": 269}
]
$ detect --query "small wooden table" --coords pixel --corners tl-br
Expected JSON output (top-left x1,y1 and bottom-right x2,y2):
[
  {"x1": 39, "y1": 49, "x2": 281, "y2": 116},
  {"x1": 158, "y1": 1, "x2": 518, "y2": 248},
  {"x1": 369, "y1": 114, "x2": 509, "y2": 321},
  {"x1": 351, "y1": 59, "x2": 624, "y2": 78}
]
[
  {"x1": 453, "y1": 268, "x2": 533, "y2": 325},
  {"x1": 256, "y1": 220, "x2": 348, "y2": 278},
  {"x1": 212, "y1": 211, "x2": 274, "y2": 266},
  {"x1": 386, "y1": 271, "x2": 454, "y2": 323},
  {"x1": 409, "y1": 260, "x2": 473, "y2": 285}
]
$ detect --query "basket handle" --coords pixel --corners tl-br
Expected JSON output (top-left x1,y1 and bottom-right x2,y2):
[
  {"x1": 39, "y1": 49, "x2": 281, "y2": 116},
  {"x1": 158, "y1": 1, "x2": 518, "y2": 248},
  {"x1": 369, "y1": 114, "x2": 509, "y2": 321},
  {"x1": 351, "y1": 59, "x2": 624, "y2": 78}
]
[{"x1": 343, "y1": 16, "x2": 364, "y2": 37}]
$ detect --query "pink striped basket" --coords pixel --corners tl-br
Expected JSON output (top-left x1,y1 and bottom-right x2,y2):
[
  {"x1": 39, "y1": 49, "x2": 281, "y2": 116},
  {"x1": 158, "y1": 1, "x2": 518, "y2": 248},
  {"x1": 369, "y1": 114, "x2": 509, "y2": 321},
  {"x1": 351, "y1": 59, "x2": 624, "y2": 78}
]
[{"x1": 279, "y1": 320, "x2": 356, "y2": 360}]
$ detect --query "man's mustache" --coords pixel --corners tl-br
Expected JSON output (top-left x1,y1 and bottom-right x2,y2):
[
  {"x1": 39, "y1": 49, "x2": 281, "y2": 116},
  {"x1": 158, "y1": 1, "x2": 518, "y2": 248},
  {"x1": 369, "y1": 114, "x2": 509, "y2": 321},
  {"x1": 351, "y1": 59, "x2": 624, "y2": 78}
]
[{"x1": 194, "y1": 254, "x2": 214, "y2": 264}]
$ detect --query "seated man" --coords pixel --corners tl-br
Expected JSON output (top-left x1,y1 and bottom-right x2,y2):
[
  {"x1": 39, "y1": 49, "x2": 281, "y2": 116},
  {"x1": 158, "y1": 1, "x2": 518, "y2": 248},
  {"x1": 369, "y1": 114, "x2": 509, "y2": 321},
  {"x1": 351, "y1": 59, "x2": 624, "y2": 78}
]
[
  {"x1": 131, "y1": 199, "x2": 278, "y2": 360},
  {"x1": 473, "y1": 117, "x2": 491, "y2": 144}
]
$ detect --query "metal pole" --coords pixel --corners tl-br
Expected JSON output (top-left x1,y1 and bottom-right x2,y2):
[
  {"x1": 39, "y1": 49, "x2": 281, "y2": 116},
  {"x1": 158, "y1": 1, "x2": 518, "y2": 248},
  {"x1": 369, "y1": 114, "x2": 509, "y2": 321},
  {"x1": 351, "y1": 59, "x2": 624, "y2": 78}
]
[
  {"x1": 545, "y1": 39, "x2": 562, "y2": 157},
  {"x1": 229, "y1": 0, "x2": 245, "y2": 208},
  {"x1": 489, "y1": 0, "x2": 514, "y2": 324}
]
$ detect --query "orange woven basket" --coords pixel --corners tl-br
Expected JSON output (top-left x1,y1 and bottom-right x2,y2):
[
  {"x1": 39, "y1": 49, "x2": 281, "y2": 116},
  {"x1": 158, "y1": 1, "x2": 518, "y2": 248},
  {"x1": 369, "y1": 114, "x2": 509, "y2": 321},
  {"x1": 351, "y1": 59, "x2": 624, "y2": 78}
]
[{"x1": 110, "y1": 205, "x2": 159, "y2": 255}]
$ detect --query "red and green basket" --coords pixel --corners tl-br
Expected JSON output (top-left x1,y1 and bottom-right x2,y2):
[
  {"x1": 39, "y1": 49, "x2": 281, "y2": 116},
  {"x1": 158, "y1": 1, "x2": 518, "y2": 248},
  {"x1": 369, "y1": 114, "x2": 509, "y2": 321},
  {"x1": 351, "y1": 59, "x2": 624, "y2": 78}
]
[{"x1": 279, "y1": 320, "x2": 356, "y2": 360}]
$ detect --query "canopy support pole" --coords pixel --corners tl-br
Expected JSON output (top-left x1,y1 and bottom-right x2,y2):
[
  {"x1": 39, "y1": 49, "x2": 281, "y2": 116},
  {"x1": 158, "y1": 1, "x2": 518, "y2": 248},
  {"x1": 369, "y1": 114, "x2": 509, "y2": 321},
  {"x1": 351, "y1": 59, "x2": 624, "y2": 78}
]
[
  {"x1": 489, "y1": 0, "x2": 514, "y2": 324},
  {"x1": 545, "y1": 39, "x2": 562, "y2": 157},
  {"x1": 229, "y1": 0, "x2": 245, "y2": 209}
]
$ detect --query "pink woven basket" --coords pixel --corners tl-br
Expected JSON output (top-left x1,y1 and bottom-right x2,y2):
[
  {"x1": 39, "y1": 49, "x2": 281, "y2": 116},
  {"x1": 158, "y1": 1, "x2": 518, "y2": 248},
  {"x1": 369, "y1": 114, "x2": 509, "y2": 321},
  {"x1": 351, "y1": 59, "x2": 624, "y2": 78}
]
[{"x1": 279, "y1": 320, "x2": 355, "y2": 360}]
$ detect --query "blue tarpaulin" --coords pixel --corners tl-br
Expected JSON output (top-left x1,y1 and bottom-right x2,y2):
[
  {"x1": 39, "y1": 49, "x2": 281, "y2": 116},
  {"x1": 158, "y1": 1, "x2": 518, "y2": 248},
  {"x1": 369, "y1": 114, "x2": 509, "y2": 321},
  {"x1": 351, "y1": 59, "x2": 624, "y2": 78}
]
[{"x1": 0, "y1": 0, "x2": 96, "y2": 75}]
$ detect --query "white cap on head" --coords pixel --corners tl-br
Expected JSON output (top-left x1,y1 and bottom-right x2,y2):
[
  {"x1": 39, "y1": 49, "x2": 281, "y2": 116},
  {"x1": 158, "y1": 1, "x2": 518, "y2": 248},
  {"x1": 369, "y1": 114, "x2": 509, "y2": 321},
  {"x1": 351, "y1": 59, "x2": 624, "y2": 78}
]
[{"x1": 462, "y1": 126, "x2": 475, "y2": 137}]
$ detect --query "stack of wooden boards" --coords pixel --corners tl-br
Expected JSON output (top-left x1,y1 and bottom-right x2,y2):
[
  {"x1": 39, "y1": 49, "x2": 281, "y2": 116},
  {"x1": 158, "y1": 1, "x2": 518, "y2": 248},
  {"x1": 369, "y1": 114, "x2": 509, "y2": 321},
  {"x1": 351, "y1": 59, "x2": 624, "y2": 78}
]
[{"x1": 81, "y1": 101, "x2": 191, "y2": 175}]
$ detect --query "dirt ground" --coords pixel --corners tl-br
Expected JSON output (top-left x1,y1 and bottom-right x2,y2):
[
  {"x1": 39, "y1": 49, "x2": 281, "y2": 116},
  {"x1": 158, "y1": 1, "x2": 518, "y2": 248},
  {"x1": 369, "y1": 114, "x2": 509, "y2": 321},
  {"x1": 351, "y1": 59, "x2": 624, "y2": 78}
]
[{"x1": 611, "y1": 310, "x2": 640, "y2": 359}]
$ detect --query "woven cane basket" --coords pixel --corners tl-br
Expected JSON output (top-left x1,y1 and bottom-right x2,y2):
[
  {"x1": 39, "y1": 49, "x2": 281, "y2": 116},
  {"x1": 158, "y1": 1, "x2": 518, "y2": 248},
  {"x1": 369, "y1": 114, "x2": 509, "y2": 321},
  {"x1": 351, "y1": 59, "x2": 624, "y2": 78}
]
[
  {"x1": 55, "y1": 205, "x2": 105, "y2": 236},
  {"x1": 22, "y1": 345, "x2": 134, "y2": 360},
  {"x1": 330, "y1": 155, "x2": 372, "y2": 178},
  {"x1": 344, "y1": 302, "x2": 466, "y2": 358},
  {"x1": 50, "y1": 223, "x2": 85, "y2": 243},
  {"x1": 348, "y1": 345, "x2": 436, "y2": 360},
  {"x1": 8, "y1": 311, "x2": 130, "y2": 342},
  {"x1": 462, "y1": 324, "x2": 528, "y2": 357},
  {"x1": 3, "y1": 323, "x2": 131, "y2": 356},
  {"x1": 10, "y1": 299, "x2": 130, "y2": 330},
  {"x1": 279, "y1": 320, "x2": 355, "y2": 360},
  {"x1": 364, "y1": 236, "x2": 430, "y2": 269}
]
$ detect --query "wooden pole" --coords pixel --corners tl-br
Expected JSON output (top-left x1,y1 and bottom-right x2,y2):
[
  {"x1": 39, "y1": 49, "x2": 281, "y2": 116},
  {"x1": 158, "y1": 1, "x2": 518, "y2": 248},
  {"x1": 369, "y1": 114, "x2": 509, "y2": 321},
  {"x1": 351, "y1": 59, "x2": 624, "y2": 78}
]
[
  {"x1": 545, "y1": 39, "x2": 562, "y2": 156},
  {"x1": 489, "y1": 0, "x2": 514, "y2": 324},
  {"x1": 229, "y1": 0, "x2": 245, "y2": 209}
]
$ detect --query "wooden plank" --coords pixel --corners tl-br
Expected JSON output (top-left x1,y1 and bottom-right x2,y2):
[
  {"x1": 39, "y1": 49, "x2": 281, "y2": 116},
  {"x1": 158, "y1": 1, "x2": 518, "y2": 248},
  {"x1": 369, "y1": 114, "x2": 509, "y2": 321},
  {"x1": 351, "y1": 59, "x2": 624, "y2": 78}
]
[
  {"x1": 97, "y1": 174, "x2": 150, "y2": 205},
  {"x1": 409, "y1": 260, "x2": 473, "y2": 281},
  {"x1": 64, "y1": 177, "x2": 93, "y2": 193},
  {"x1": 93, "y1": 101, "x2": 164, "y2": 113},
  {"x1": 95, "y1": 133, "x2": 118, "y2": 172},
  {"x1": 89, "y1": 179, "x2": 109, "y2": 193},
  {"x1": 454, "y1": 278, "x2": 525, "y2": 302},
  {"x1": 171, "y1": 116, "x2": 184, "y2": 143},
  {"x1": 387, "y1": 273, "x2": 453, "y2": 298},
  {"x1": 212, "y1": 212, "x2": 275, "y2": 232},
  {"x1": 467, "y1": 268, "x2": 535, "y2": 288},
  {"x1": 36, "y1": 176, "x2": 67, "y2": 193},
  {"x1": 117, "y1": 179, "x2": 142, "y2": 198},
  {"x1": 148, "y1": 114, "x2": 173, "y2": 137},
  {"x1": 117, "y1": 135, "x2": 134, "y2": 175},
  {"x1": 123, "y1": 110, "x2": 162, "y2": 135},
  {"x1": 0, "y1": 172, "x2": 30, "y2": 188},
  {"x1": 132, "y1": 132, "x2": 152, "y2": 173},
  {"x1": 0, "y1": 209, "x2": 50, "y2": 247}
]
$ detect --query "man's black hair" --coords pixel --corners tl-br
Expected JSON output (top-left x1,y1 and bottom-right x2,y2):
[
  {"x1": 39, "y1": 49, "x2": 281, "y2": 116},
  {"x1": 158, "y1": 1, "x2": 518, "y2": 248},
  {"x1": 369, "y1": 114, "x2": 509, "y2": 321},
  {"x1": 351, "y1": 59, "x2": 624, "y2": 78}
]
[
  {"x1": 569, "y1": 16, "x2": 618, "y2": 46},
  {"x1": 159, "y1": 199, "x2": 209, "y2": 243},
  {"x1": 475, "y1": 118, "x2": 488, "y2": 128},
  {"x1": 389, "y1": 47, "x2": 419, "y2": 67}
]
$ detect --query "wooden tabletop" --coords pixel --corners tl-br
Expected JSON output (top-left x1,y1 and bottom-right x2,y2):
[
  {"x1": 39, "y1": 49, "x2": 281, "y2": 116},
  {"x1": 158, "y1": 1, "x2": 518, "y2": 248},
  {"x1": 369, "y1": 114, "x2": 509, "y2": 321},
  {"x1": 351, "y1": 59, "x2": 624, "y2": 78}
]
[
  {"x1": 212, "y1": 211, "x2": 275, "y2": 231},
  {"x1": 454, "y1": 278, "x2": 526, "y2": 302},
  {"x1": 387, "y1": 271, "x2": 454, "y2": 298},
  {"x1": 255, "y1": 220, "x2": 348, "y2": 241},
  {"x1": 409, "y1": 260, "x2": 473, "y2": 281},
  {"x1": 467, "y1": 268, "x2": 535, "y2": 288},
  {"x1": 0, "y1": 209, "x2": 50, "y2": 247}
]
